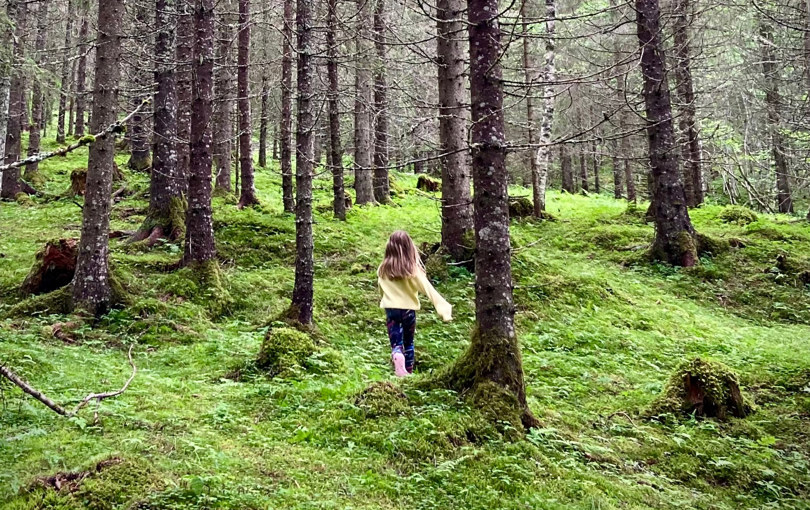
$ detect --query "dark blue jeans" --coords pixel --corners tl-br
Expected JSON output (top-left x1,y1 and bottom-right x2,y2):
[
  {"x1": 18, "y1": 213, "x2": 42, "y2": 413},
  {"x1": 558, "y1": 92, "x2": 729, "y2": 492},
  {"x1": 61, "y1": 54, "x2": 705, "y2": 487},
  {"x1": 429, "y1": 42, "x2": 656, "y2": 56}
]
[{"x1": 385, "y1": 308, "x2": 416, "y2": 373}]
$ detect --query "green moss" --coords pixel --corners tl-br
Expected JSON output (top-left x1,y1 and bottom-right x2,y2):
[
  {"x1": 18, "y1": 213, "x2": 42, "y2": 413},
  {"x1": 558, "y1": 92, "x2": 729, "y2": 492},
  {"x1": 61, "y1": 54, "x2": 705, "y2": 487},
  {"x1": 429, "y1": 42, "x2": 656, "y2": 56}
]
[
  {"x1": 508, "y1": 197, "x2": 534, "y2": 219},
  {"x1": 256, "y1": 326, "x2": 317, "y2": 377},
  {"x1": 648, "y1": 358, "x2": 756, "y2": 420},
  {"x1": 78, "y1": 134, "x2": 96, "y2": 145},
  {"x1": 424, "y1": 249, "x2": 450, "y2": 281},
  {"x1": 718, "y1": 205, "x2": 758, "y2": 225},
  {"x1": 353, "y1": 381, "x2": 410, "y2": 417},
  {"x1": 1, "y1": 286, "x2": 72, "y2": 318},
  {"x1": 388, "y1": 174, "x2": 404, "y2": 198},
  {"x1": 15, "y1": 192, "x2": 35, "y2": 207},
  {"x1": 416, "y1": 175, "x2": 441, "y2": 192},
  {"x1": 176, "y1": 260, "x2": 233, "y2": 318},
  {"x1": 212, "y1": 186, "x2": 237, "y2": 203},
  {"x1": 696, "y1": 232, "x2": 730, "y2": 256}
]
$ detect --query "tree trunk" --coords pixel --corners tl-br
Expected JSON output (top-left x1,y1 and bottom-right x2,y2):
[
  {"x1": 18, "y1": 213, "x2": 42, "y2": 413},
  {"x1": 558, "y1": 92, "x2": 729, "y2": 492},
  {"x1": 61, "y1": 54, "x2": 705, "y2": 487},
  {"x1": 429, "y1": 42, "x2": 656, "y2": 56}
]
[
  {"x1": 291, "y1": 0, "x2": 315, "y2": 325},
  {"x1": 56, "y1": 0, "x2": 74, "y2": 145},
  {"x1": 521, "y1": 1, "x2": 537, "y2": 199},
  {"x1": 327, "y1": 0, "x2": 345, "y2": 220},
  {"x1": 637, "y1": 0, "x2": 698, "y2": 267},
  {"x1": 0, "y1": 1, "x2": 15, "y2": 193},
  {"x1": 214, "y1": 0, "x2": 235, "y2": 193},
  {"x1": 612, "y1": 0, "x2": 635, "y2": 202},
  {"x1": 442, "y1": 0, "x2": 536, "y2": 431},
  {"x1": 280, "y1": 0, "x2": 295, "y2": 212},
  {"x1": 353, "y1": 0, "x2": 375, "y2": 205},
  {"x1": 132, "y1": 0, "x2": 184, "y2": 245},
  {"x1": 579, "y1": 147, "x2": 589, "y2": 192},
  {"x1": 127, "y1": 2, "x2": 153, "y2": 172},
  {"x1": 530, "y1": 0, "x2": 556, "y2": 215},
  {"x1": 1, "y1": 0, "x2": 27, "y2": 200},
  {"x1": 560, "y1": 145, "x2": 574, "y2": 193},
  {"x1": 175, "y1": 0, "x2": 193, "y2": 197},
  {"x1": 259, "y1": 77, "x2": 269, "y2": 168},
  {"x1": 372, "y1": 0, "x2": 389, "y2": 203},
  {"x1": 236, "y1": 0, "x2": 259, "y2": 208},
  {"x1": 672, "y1": 0, "x2": 703, "y2": 207},
  {"x1": 592, "y1": 139, "x2": 600, "y2": 194},
  {"x1": 74, "y1": 3, "x2": 89, "y2": 137},
  {"x1": 436, "y1": 0, "x2": 473, "y2": 259},
  {"x1": 24, "y1": 0, "x2": 49, "y2": 184},
  {"x1": 67, "y1": 57, "x2": 76, "y2": 139},
  {"x1": 760, "y1": 19, "x2": 793, "y2": 214},
  {"x1": 71, "y1": 0, "x2": 125, "y2": 315},
  {"x1": 272, "y1": 123, "x2": 278, "y2": 160},
  {"x1": 183, "y1": 0, "x2": 218, "y2": 266}
]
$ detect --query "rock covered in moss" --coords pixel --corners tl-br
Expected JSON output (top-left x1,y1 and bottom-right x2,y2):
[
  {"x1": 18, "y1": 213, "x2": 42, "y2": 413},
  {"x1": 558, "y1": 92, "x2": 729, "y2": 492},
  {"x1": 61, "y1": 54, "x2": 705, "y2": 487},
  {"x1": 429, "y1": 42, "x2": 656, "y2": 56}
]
[
  {"x1": 648, "y1": 358, "x2": 755, "y2": 420},
  {"x1": 354, "y1": 381, "x2": 409, "y2": 417},
  {"x1": 416, "y1": 175, "x2": 441, "y2": 192},
  {"x1": 508, "y1": 197, "x2": 534, "y2": 219},
  {"x1": 719, "y1": 205, "x2": 758, "y2": 225}
]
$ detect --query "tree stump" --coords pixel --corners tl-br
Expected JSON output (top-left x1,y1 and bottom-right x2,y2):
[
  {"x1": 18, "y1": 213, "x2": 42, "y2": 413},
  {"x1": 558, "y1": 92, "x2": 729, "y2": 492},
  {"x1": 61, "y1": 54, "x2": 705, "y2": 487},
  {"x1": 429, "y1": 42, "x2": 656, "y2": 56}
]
[
  {"x1": 417, "y1": 175, "x2": 441, "y2": 192},
  {"x1": 508, "y1": 197, "x2": 533, "y2": 218},
  {"x1": 67, "y1": 169, "x2": 87, "y2": 197},
  {"x1": 344, "y1": 192, "x2": 353, "y2": 211},
  {"x1": 649, "y1": 358, "x2": 755, "y2": 420},
  {"x1": 20, "y1": 239, "x2": 78, "y2": 296}
]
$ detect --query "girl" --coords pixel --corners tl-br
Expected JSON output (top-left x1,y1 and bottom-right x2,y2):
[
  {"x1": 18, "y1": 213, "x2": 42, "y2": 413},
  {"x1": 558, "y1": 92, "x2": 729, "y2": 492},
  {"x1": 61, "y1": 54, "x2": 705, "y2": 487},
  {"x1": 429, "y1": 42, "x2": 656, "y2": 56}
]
[{"x1": 378, "y1": 231, "x2": 452, "y2": 377}]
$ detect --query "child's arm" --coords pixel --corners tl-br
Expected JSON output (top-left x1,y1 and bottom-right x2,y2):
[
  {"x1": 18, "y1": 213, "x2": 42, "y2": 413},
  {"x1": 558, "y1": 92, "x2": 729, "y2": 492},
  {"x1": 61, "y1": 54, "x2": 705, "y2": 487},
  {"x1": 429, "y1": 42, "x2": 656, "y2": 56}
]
[{"x1": 416, "y1": 271, "x2": 452, "y2": 321}]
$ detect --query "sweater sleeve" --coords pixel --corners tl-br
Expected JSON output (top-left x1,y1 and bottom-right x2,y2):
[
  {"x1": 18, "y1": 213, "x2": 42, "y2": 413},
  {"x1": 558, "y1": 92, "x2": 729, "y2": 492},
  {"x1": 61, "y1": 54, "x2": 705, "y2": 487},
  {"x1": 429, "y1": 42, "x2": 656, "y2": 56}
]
[{"x1": 416, "y1": 271, "x2": 452, "y2": 321}]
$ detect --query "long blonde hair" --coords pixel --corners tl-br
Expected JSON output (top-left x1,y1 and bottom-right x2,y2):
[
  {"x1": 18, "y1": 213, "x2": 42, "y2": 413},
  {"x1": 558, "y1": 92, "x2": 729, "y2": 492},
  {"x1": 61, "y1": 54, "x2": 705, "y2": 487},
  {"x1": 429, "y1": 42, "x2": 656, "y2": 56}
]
[{"x1": 379, "y1": 230, "x2": 424, "y2": 279}]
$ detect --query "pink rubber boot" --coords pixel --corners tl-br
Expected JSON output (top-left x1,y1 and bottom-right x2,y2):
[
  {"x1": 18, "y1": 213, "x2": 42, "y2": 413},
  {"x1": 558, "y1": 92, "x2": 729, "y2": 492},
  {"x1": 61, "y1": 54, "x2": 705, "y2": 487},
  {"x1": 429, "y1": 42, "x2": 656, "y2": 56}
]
[{"x1": 392, "y1": 352, "x2": 408, "y2": 377}]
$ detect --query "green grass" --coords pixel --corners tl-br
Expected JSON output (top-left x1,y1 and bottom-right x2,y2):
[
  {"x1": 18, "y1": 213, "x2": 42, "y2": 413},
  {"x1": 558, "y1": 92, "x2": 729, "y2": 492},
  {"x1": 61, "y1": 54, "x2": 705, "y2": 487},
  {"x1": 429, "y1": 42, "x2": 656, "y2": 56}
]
[{"x1": 1, "y1": 141, "x2": 809, "y2": 509}]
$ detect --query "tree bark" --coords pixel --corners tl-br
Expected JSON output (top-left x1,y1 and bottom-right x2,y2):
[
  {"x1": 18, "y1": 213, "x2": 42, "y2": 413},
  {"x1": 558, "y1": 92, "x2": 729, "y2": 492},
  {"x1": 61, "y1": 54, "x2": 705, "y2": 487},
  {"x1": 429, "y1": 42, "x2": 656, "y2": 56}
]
[
  {"x1": 353, "y1": 0, "x2": 375, "y2": 205},
  {"x1": 611, "y1": 0, "x2": 635, "y2": 202},
  {"x1": 0, "y1": 0, "x2": 15, "y2": 195},
  {"x1": 133, "y1": 0, "x2": 184, "y2": 245},
  {"x1": 592, "y1": 139, "x2": 601, "y2": 194},
  {"x1": 127, "y1": 2, "x2": 153, "y2": 172},
  {"x1": 183, "y1": 0, "x2": 218, "y2": 266},
  {"x1": 214, "y1": 0, "x2": 235, "y2": 193},
  {"x1": 56, "y1": 0, "x2": 74, "y2": 145},
  {"x1": 175, "y1": 0, "x2": 193, "y2": 197},
  {"x1": 327, "y1": 0, "x2": 345, "y2": 220},
  {"x1": 579, "y1": 147, "x2": 589, "y2": 193},
  {"x1": 71, "y1": 0, "x2": 125, "y2": 315},
  {"x1": 235, "y1": 0, "x2": 259, "y2": 207},
  {"x1": 530, "y1": 0, "x2": 556, "y2": 215},
  {"x1": 442, "y1": 0, "x2": 536, "y2": 431},
  {"x1": 759, "y1": 19, "x2": 793, "y2": 214},
  {"x1": 521, "y1": 2, "x2": 537, "y2": 198},
  {"x1": 280, "y1": 0, "x2": 295, "y2": 212},
  {"x1": 636, "y1": 0, "x2": 698, "y2": 267},
  {"x1": 672, "y1": 0, "x2": 703, "y2": 207},
  {"x1": 24, "y1": 0, "x2": 49, "y2": 183},
  {"x1": 259, "y1": 75, "x2": 269, "y2": 168},
  {"x1": 436, "y1": 0, "x2": 473, "y2": 259},
  {"x1": 74, "y1": 3, "x2": 89, "y2": 137},
  {"x1": 372, "y1": 0, "x2": 389, "y2": 203},
  {"x1": 560, "y1": 145, "x2": 574, "y2": 193},
  {"x1": 1, "y1": 0, "x2": 27, "y2": 200},
  {"x1": 292, "y1": 0, "x2": 314, "y2": 325}
]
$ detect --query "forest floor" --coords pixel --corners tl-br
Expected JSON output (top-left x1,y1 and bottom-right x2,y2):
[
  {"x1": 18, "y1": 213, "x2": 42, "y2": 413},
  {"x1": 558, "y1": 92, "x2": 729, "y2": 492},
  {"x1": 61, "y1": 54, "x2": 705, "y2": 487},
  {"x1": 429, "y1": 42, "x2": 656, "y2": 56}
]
[{"x1": 1, "y1": 140, "x2": 810, "y2": 509}]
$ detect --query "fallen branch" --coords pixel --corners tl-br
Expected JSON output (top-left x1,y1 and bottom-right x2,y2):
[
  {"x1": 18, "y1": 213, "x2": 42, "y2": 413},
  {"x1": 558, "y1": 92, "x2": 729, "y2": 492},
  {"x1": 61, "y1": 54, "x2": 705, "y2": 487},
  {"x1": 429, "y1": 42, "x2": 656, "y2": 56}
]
[
  {"x1": 0, "y1": 99, "x2": 151, "y2": 175},
  {"x1": 0, "y1": 345, "x2": 137, "y2": 417}
]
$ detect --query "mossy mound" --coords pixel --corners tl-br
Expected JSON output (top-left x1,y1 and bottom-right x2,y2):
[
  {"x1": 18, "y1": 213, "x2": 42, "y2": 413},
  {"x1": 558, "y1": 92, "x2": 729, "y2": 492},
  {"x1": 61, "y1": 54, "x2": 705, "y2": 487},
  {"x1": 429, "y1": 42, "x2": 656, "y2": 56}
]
[
  {"x1": 212, "y1": 186, "x2": 238, "y2": 203},
  {"x1": 256, "y1": 326, "x2": 317, "y2": 377},
  {"x1": 354, "y1": 381, "x2": 410, "y2": 417},
  {"x1": 719, "y1": 205, "x2": 758, "y2": 225},
  {"x1": 648, "y1": 358, "x2": 756, "y2": 420},
  {"x1": 2, "y1": 286, "x2": 73, "y2": 318},
  {"x1": 416, "y1": 175, "x2": 441, "y2": 192},
  {"x1": 508, "y1": 197, "x2": 533, "y2": 219},
  {"x1": 15, "y1": 192, "x2": 35, "y2": 207},
  {"x1": 466, "y1": 380, "x2": 525, "y2": 441},
  {"x1": 163, "y1": 260, "x2": 233, "y2": 317},
  {"x1": 696, "y1": 233, "x2": 731, "y2": 256},
  {"x1": 388, "y1": 174, "x2": 404, "y2": 198}
]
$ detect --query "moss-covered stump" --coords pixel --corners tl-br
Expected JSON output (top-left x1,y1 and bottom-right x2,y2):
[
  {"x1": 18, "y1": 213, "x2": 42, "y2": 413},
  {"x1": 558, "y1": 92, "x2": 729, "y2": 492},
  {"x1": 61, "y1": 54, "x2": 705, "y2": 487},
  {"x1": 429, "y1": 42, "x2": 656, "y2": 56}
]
[
  {"x1": 15, "y1": 192, "x2": 35, "y2": 207},
  {"x1": 416, "y1": 175, "x2": 441, "y2": 192},
  {"x1": 388, "y1": 174, "x2": 404, "y2": 198},
  {"x1": 424, "y1": 248, "x2": 450, "y2": 281},
  {"x1": 354, "y1": 381, "x2": 410, "y2": 417},
  {"x1": 212, "y1": 186, "x2": 238, "y2": 203},
  {"x1": 719, "y1": 205, "x2": 758, "y2": 225},
  {"x1": 696, "y1": 233, "x2": 731, "y2": 256},
  {"x1": 66, "y1": 168, "x2": 87, "y2": 197},
  {"x1": 648, "y1": 358, "x2": 755, "y2": 420},
  {"x1": 508, "y1": 197, "x2": 534, "y2": 219},
  {"x1": 344, "y1": 192, "x2": 353, "y2": 211},
  {"x1": 2, "y1": 286, "x2": 73, "y2": 318},
  {"x1": 127, "y1": 153, "x2": 152, "y2": 172},
  {"x1": 181, "y1": 260, "x2": 233, "y2": 317},
  {"x1": 21, "y1": 239, "x2": 78, "y2": 296},
  {"x1": 256, "y1": 327, "x2": 316, "y2": 377}
]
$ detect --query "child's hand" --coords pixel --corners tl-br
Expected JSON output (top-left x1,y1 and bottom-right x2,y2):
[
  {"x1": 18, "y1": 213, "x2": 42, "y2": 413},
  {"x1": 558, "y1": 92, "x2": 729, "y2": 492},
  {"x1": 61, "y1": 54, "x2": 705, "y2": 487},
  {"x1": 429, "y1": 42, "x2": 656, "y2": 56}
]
[{"x1": 442, "y1": 313, "x2": 452, "y2": 322}]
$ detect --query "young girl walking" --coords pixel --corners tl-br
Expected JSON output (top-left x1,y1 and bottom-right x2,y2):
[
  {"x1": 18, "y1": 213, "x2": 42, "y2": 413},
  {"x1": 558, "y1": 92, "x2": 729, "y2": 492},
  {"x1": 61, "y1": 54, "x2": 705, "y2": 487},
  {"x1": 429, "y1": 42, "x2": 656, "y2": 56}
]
[{"x1": 378, "y1": 231, "x2": 452, "y2": 377}]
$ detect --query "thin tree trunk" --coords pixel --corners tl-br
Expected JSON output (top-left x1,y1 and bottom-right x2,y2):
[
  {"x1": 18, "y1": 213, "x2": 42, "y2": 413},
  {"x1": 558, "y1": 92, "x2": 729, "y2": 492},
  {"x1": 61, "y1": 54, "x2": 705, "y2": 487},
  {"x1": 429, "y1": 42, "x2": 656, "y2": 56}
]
[
  {"x1": 760, "y1": 19, "x2": 793, "y2": 214},
  {"x1": 71, "y1": 0, "x2": 125, "y2": 315},
  {"x1": 353, "y1": 0, "x2": 375, "y2": 205},
  {"x1": 443, "y1": 0, "x2": 537, "y2": 431},
  {"x1": 531, "y1": 0, "x2": 555, "y2": 215},
  {"x1": 272, "y1": 123, "x2": 278, "y2": 160},
  {"x1": 521, "y1": 2, "x2": 537, "y2": 199},
  {"x1": 214, "y1": 0, "x2": 234, "y2": 193},
  {"x1": 327, "y1": 0, "x2": 345, "y2": 220},
  {"x1": 183, "y1": 0, "x2": 218, "y2": 266},
  {"x1": 437, "y1": 0, "x2": 473, "y2": 258},
  {"x1": 560, "y1": 145, "x2": 574, "y2": 193},
  {"x1": 259, "y1": 77, "x2": 269, "y2": 168},
  {"x1": 280, "y1": 0, "x2": 295, "y2": 212},
  {"x1": 0, "y1": 0, "x2": 15, "y2": 195},
  {"x1": 24, "y1": 0, "x2": 49, "y2": 183},
  {"x1": 672, "y1": 0, "x2": 703, "y2": 207},
  {"x1": 291, "y1": 0, "x2": 314, "y2": 325},
  {"x1": 56, "y1": 0, "x2": 74, "y2": 145},
  {"x1": 579, "y1": 147, "x2": 589, "y2": 192},
  {"x1": 372, "y1": 0, "x2": 389, "y2": 203},
  {"x1": 175, "y1": 0, "x2": 193, "y2": 197},
  {"x1": 74, "y1": 3, "x2": 89, "y2": 137},
  {"x1": 132, "y1": 0, "x2": 183, "y2": 245},
  {"x1": 67, "y1": 57, "x2": 76, "y2": 139},
  {"x1": 1, "y1": 0, "x2": 27, "y2": 200},
  {"x1": 127, "y1": 2, "x2": 153, "y2": 172},
  {"x1": 236, "y1": 0, "x2": 259, "y2": 207},
  {"x1": 592, "y1": 139, "x2": 600, "y2": 193},
  {"x1": 612, "y1": 0, "x2": 635, "y2": 202},
  {"x1": 637, "y1": 0, "x2": 698, "y2": 267}
]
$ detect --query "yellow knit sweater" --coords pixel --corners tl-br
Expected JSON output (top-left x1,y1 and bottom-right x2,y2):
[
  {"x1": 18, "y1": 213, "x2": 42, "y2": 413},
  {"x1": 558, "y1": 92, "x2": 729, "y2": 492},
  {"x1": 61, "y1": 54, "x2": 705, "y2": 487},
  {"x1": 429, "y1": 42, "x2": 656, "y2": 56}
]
[{"x1": 378, "y1": 269, "x2": 453, "y2": 321}]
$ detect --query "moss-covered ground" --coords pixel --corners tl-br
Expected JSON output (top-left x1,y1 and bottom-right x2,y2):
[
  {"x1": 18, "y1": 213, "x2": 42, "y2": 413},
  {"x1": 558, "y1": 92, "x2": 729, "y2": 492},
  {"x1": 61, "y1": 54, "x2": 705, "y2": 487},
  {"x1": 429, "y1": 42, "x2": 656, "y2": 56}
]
[{"x1": 1, "y1": 135, "x2": 809, "y2": 509}]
